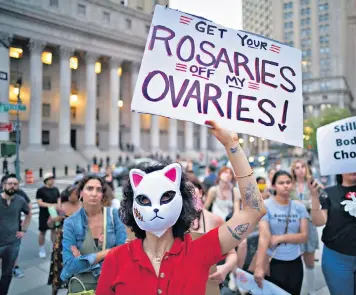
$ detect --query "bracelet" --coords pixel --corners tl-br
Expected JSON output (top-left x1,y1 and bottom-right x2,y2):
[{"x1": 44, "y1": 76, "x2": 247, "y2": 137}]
[{"x1": 235, "y1": 170, "x2": 254, "y2": 179}]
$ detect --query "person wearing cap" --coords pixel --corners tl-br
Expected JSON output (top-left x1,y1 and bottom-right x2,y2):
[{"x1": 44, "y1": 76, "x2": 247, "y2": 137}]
[{"x1": 36, "y1": 172, "x2": 60, "y2": 259}]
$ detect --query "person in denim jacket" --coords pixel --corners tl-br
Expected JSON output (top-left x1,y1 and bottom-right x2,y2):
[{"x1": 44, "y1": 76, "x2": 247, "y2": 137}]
[{"x1": 60, "y1": 175, "x2": 126, "y2": 292}]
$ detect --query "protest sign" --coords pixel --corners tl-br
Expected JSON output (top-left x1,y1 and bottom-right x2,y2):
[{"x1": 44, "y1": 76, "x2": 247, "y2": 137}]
[
  {"x1": 131, "y1": 5, "x2": 303, "y2": 147},
  {"x1": 235, "y1": 268, "x2": 291, "y2": 295},
  {"x1": 317, "y1": 116, "x2": 356, "y2": 176}
]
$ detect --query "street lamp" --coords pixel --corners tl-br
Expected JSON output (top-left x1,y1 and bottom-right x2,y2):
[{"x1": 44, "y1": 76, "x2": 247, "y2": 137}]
[{"x1": 14, "y1": 78, "x2": 22, "y2": 180}]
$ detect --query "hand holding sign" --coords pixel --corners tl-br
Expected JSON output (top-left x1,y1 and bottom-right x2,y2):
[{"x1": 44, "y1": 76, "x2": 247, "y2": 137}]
[
  {"x1": 205, "y1": 120, "x2": 238, "y2": 147},
  {"x1": 132, "y1": 6, "x2": 303, "y2": 147}
]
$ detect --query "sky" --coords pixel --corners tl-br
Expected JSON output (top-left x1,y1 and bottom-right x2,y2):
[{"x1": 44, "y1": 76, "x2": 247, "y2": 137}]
[{"x1": 169, "y1": 0, "x2": 243, "y2": 30}]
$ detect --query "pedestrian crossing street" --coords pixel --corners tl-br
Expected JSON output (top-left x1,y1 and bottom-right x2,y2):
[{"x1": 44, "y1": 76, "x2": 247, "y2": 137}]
[{"x1": 20, "y1": 178, "x2": 76, "y2": 220}]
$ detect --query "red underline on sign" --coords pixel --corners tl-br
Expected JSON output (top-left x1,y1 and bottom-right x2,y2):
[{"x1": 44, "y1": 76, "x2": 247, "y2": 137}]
[
  {"x1": 249, "y1": 82, "x2": 259, "y2": 86},
  {"x1": 270, "y1": 49, "x2": 280, "y2": 54},
  {"x1": 248, "y1": 86, "x2": 260, "y2": 90},
  {"x1": 180, "y1": 21, "x2": 190, "y2": 25},
  {"x1": 176, "y1": 63, "x2": 187, "y2": 67},
  {"x1": 271, "y1": 44, "x2": 281, "y2": 49},
  {"x1": 192, "y1": 74, "x2": 209, "y2": 80},
  {"x1": 176, "y1": 69, "x2": 187, "y2": 72},
  {"x1": 180, "y1": 16, "x2": 193, "y2": 21}
]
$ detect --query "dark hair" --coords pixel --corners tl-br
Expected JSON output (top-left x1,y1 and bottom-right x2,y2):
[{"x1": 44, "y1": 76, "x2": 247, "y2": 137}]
[
  {"x1": 190, "y1": 177, "x2": 204, "y2": 195},
  {"x1": 208, "y1": 164, "x2": 217, "y2": 173},
  {"x1": 256, "y1": 176, "x2": 266, "y2": 183},
  {"x1": 61, "y1": 185, "x2": 77, "y2": 203},
  {"x1": 271, "y1": 170, "x2": 292, "y2": 186},
  {"x1": 336, "y1": 174, "x2": 343, "y2": 185},
  {"x1": 119, "y1": 163, "x2": 199, "y2": 240},
  {"x1": 2, "y1": 174, "x2": 18, "y2": 184},
  {"x1": 76, "y1": 175, "x2": 107, "y2": 203}
]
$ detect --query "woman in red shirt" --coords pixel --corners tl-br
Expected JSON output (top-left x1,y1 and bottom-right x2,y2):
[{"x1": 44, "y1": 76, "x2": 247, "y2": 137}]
[{"x1": 96, "y1": 121, "x2": 266, "y2": 295}]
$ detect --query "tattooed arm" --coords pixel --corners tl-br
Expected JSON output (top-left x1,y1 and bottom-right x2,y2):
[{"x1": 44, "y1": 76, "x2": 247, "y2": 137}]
[{"x1": 205, "y1": 120, "x2": 266, "y2": 254}]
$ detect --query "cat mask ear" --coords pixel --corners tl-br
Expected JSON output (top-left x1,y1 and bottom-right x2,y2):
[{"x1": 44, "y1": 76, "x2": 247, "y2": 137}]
[
  {"x1": 161, "y1": 163, "x2": 182, "y2": 188},
  {"x1": 129, "y1": 169, "x2": 146, "y2": 192}
]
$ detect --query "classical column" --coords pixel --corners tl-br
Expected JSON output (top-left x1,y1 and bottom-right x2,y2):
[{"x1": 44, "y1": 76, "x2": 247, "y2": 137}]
[
  {"x1": 200, "y1": 125, "x2": 208, "y2": 150},
  {"x1": 130, "y1": 62, "x2": 141, "y2": 150},
  {"x1": 0, "y1": 33, "x2": 12, "y2": 142},
  {"x1": 28, "y1": 40, "x2": 45, "y2": 150},
  {"x1": 58, "y1": 46, "x2": 74, "y2": 151},
  {"x1": 108, "y1": 57, "x2": 122, "y2": 150},
  {"x1": 84, "y1": 52, "x2": 98, "y2": 150},
  {"x1": 151, "y1": 115, "x2": 160, "y2": 151},
  {"x1": 168, "y1": 119, "x2": 178, "y2": 156},
  {"x1": 185, "y1": 121, "x2": 194, "y2": 152}
]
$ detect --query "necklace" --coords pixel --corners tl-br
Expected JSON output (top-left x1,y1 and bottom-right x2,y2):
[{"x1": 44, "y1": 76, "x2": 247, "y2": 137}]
[{"x1": 144, "y1": 241, "x2": 165, "y2": 264}]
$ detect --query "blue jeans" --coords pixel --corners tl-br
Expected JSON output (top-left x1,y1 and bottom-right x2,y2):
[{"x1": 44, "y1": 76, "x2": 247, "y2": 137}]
[
  {"x1": 322, "y1": 245, "x2": 356, "y2": 295},
  {"x1": 0, "y1": 241, "x2": 20, "y2": 295}
]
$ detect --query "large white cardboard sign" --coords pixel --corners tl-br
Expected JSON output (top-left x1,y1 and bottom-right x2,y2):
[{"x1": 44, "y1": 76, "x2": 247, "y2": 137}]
[
  {"x1": 317, "y1": 116, "x2": 356, "y2": 176},
  {"x1": 132, "y1": 5, "x2": 303, "y2": 147}
]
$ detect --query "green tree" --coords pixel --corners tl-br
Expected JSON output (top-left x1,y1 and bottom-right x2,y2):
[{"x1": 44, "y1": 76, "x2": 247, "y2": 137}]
[{"x1": 304, "y1": 107, "x2": 352, "y2": 149}]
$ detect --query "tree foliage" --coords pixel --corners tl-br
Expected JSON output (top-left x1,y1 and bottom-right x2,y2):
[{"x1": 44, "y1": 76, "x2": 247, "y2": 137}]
[{"x1": 304, "y1": 107, "x2": 352, "y2": 149}]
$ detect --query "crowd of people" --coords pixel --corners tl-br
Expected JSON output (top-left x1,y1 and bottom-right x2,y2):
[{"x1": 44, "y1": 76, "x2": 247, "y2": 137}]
[{"x1": 0, "y1": 121, "x2": 355, "y2": 295}]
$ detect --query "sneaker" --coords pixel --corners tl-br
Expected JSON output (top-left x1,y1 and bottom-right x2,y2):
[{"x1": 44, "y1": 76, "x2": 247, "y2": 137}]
[
  {"x1": 39, "y1": 248, "x2": 46, "y2": 259},
  {"x1": 13, "y1": 267, "x2": 24, "y2": 278}
]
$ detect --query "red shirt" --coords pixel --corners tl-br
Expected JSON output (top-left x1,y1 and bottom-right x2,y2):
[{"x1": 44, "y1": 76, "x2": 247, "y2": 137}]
[{"x1": 96, "y1": 227, "x2": 224, "y2": 295}]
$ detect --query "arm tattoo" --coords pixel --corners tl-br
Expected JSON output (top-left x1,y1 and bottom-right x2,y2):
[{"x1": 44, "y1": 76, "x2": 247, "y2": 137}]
[
  {"x1": 243, "y1": 182, "x2": 263, "y2": 212},
  {"x1": 230, "y1": 145, "x2": 243, "y2": 154},
  {"x1": 227, "y1": 223, "x2": 249, "y2": 240}
]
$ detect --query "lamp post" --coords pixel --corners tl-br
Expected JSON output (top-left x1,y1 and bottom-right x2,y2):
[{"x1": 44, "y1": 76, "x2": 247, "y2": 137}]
[{"x1": 14, "y1": 78, "x2": 22, "y2": 180}]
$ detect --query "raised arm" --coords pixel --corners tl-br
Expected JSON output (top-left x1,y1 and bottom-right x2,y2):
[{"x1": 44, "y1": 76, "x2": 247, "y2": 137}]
[
  {"x1": 253, "y1": 220, "x2": 271, "y2": 288},
  {"x1": 205, "y1": 121, "x2": 266, "y2": 255}
]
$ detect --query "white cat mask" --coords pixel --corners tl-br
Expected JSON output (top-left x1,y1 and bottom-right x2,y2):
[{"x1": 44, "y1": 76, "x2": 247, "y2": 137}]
[{"x1": 129, "y1": 163, "x2": 183, "y2": 238}]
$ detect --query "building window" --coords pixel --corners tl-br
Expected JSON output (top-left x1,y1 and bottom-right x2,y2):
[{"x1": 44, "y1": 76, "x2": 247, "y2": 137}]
[
  {"x1": 43, "y1": 76, "x2": 51, "y2": 90},
  {"x1": 103, "y1": 11, "x2": 110, "y2": 23},
  {"x1": 318, "y1": 3, "x2": 328, "y2": 11},
  {"x1": 283, "y1": 2, "x2": 293, "y2": 9},
  {"x1": 70, "y1": 106, "x2": 76, "y2": 120},
  {"x1": 77, "y1": 4, "x2": 86, "y2": 16},
  {"x1": 319, "y1": 14, "x2": 329, "y2": 22},
  {"x1": 96, "y1": 108, "x2": 100, "y2": 121},
  {"x1": 42, "y1": 130, "x2": 50, "y2": 145},
  {"x1": 49, "y1": 0, "x2": 58, "y2": 7},
  {"x1": 120, "y1": 0, "x2": 128, "y2": 6},
  {"x1": 301, "y1": 18, "x2": 311, "y2": 26},
  {"x1": 301, "y1": 8, "x2": 311, "y2": 16},
  {"x1": 284, "y1": 21, "x2": 293, "y2": 29},
  {"x1": 322, "y1": 95, "x2": 328, "y2": 100},
  {"x1": 320, "y1": 35, "x2": 329, "y2": 44},
  {"x1": 42, "y1": 103, "x2": 51, "y2": 117},
  {"x1": 320, "y1": 81, "x2": 329, "y2": 90},
  {"x1": 125, "y1": 18, "x2": 132, "y2": 29},
  {"x1": 300, "y1": 0, "x2": 310, "y2": 5},
  {"x1": 283, "y1": 12, "x2": 293, "y2": 19},
  {"x1": 320, "y1": 46, "x2": 330, "y2": 54},
  {"x1": 319, "y1": 24, "x2": 329, "y2": 34}
]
